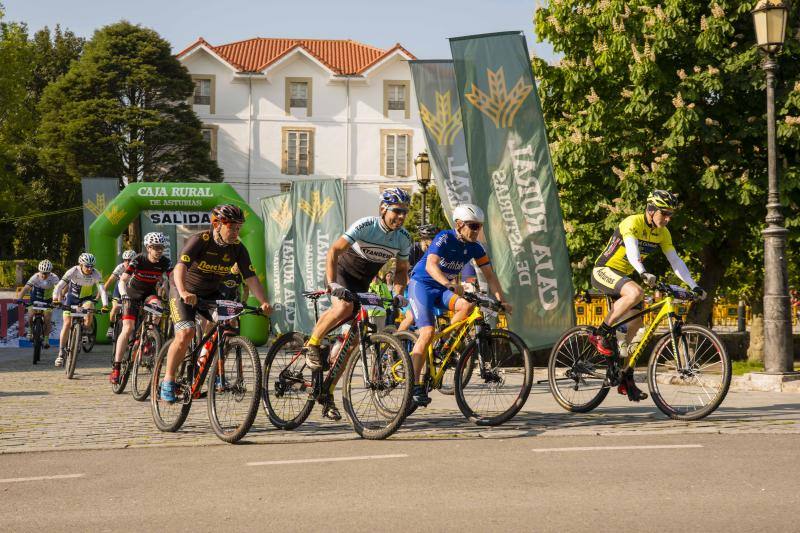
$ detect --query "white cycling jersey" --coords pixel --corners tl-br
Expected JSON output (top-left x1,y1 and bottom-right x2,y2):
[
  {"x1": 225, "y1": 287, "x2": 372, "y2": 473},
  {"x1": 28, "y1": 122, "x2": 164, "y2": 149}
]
[
  {"x1": 25, "y1": 273, "x2": 60, "y2": 301},
  {"x1": 55, "y1": 265, "x2": 108, "y2": 307},
  {"x1": 112, "y1": 262, "x2": 127, "y2": 277}
]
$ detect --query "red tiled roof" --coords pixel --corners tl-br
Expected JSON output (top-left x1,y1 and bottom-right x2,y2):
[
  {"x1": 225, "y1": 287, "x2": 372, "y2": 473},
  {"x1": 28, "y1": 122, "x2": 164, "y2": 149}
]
[{"x1": 177, "y1": 37, "x2": 415, "y2": 75}]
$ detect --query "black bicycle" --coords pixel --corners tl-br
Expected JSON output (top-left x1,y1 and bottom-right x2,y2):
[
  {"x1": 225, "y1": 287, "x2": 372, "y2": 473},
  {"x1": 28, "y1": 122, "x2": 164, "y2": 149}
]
[
  {"x1": 112, "y1": 296, "x2": 164, "y2": 401},
  {"x1": 21, "y1": 300, "x2": 55, "y2": 364},
  {"x1": 59, "y1": 302, "x2": 103, "y2": 380},
  {"x1": 150, "y1": 299, "x2": 264, "y2": 444}
]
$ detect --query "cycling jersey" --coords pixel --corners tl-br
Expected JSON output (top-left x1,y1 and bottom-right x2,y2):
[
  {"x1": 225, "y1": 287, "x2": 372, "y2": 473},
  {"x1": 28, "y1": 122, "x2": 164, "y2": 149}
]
[
  {"x1": 595, "y1": 214, "x2": 675, "y2": 276},
  {"x1": 124, "y1": 254, "x2": 171, "y2": 296},
  {"x1": 411, "y1": 230, "x2": 490, "y2": 287},
  {"x1": 56, "y1": 266, "x2": 108, "y2": 307},
  {"x1": 177, "y1": 230, "x2": 256, "y2": 297},
  {"x1": 339, "y1": 217, "x2": 412, "y2": 282},
  {"x1": 112, "y1": 262, "x2": 127, "y2": 277},
  {"x1": 25, "y1": 273, "x2": 60, "y2": 302},
  {"x1": 219, "y1": 270, "x2": 244, "y2": 302}
]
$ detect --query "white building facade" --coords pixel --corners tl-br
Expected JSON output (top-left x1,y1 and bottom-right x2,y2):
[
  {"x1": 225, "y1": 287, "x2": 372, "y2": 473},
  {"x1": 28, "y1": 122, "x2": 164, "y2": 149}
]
[{"x1": 177, "y1": 37, "x2": 426, "y2": 225}]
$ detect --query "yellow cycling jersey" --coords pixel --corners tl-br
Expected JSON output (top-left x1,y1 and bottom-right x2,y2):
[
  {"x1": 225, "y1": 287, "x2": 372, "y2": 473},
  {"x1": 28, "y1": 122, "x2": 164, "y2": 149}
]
[{"x1": 595, "y1": 214, "x2": 675, "y2": 275}]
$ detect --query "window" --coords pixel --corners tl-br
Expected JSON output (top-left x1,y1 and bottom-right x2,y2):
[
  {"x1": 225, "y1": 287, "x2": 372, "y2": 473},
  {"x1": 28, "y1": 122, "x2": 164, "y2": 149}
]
[
  {"x1": 383, "y1": 80, "x2": 410, "y2": 118},
  {"x1": 282, "y1": 127, "x2": 314, "y2": 175},
  {"x1": 191, "y1": 75, "x2": 215, "y2": 113},
  {"x1": 381, "y1": 130, "x2": 412, "y2": 177},
  {"x1": 285, "y1": 77, "x2": 313, "y2": 116},
  {"x1": 280, "y1": 182, "x2": 292, "y2": 193},
  {"x1": 201, "y1": 125, "x2": 218, "y2": 160}
]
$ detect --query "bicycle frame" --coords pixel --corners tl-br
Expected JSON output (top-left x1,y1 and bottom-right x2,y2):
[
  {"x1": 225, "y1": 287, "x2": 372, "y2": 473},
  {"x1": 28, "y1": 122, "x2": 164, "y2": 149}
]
[
  {"x1": 609, "y1": 295, "x2": 683, "y2": 369},
  {"x1": 424, "y1": 305, "x2": 486, "y2": 390}
]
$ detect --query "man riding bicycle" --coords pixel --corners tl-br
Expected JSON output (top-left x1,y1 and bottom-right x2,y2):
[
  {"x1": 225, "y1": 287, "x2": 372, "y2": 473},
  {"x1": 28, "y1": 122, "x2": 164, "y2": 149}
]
[
  {"x1": 397, "y1": 223, "x2": 439, "y2": 331},
  {"x1": 160, "y1": 204, "x2": 272, "y2": 403},
  {"x1": 301, "y1": 188, "x2": 413, "y2": 420},
  {"x1": 589, "y1": 189, "x2": 706, "y2": 401},
  {"x1": 18, "y1": 260, "x2": 60, "y2": 349},
  {"x1": 110, "y1": 233, "x2": 172, "y2": 384},
  {"x1": 52, "y1": 253, "x2": 109, "y2": 367},
  {"x1": 406, "y1": 204, "x2": 511, "y2": 407},
  {"x1": 105, "y1": 250, "x2": 136, "y2": 339}
]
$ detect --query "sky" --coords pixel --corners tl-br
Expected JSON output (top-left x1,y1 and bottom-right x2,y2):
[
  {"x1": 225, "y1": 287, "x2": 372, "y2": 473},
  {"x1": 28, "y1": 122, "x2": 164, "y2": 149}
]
[{"x1": 3, "y1": 0, "x2": 557, "y2": 63}]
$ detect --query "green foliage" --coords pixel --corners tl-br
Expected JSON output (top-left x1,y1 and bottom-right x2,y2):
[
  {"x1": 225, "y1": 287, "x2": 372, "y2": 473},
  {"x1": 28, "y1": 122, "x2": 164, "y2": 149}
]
[
  {"x1": 407, "y1": 185, "x2": 449, "y2": 239},
  {"x1": 533, "y1": 1, "x2": 800, "y2": 315},
  {"x1": 0, "y1": 258, "x2": 66, "y2": 289}
]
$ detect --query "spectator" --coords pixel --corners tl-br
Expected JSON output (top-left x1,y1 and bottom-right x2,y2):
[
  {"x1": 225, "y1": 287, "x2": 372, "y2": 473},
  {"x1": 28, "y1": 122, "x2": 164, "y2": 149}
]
[{"x1": 368, "y1": 274, "x2": 392, "y2": 331}]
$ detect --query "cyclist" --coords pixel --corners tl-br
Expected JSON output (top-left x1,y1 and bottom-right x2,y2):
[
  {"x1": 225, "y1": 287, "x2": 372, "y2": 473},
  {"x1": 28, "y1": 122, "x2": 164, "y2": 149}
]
[
  {"x1": 110, "y1": 233, "x2": 172, "y2": 384},
  {"x1": 301, "y1": 188, "x2": 412, "y2": 420},
  {"x1": 397, "y1": 223, "x2": 439, "y2": 331},
  {"x1": 407, "y1": 203, "x2": 511, "y2": 407},
  {"x1": 160, "y1": 204, "x2": 272, "y2": 403},
  {"x1": 105, "y1": 250, "x2": 137, "y2": 338},
  {"x1": 589, "y1": 189, "x2": 707, "y2": 401},
  {"x1": 18, "y1": 260, "x2": 60, "y2": 349},
  {"x1": 52, "y1": 253, "x2": 109, "y2": 367}
]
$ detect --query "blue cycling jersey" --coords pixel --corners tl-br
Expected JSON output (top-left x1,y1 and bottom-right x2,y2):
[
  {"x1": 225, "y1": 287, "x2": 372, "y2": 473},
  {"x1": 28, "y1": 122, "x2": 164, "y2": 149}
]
[{"x1": 410, "y1": 230, "x2": 490, "y2": 287}]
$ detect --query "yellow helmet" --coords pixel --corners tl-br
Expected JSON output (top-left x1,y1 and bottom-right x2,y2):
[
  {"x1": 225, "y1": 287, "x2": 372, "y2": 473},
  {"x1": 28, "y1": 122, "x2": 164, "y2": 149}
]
[{"x1": 646, "y1": 190, "x2": 679, "y2": 210}]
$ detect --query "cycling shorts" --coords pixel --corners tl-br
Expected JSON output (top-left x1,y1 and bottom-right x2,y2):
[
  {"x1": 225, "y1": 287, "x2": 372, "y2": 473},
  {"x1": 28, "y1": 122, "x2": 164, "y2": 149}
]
[
  {"x1": 590, "y1": 267, "x2": 643, "y2": 310},
  {"x1": 168, "y1": 282, "x2": 214, "y2": 331},
  {"x1": 334, "y1": 263, "x2": 371, "y2": 298},
  {"x1": 63, "y1": 295, "x2": 94, "y2": 315},
  {"x1": 121, "y1": 287, "x2": 158, "y2": 322},
  {"x1": 112, "y1": 285, "x2": 121, "y2": 301},
  {"x1": 408, "y1": 278, "x2": 458, "y2": 329}
]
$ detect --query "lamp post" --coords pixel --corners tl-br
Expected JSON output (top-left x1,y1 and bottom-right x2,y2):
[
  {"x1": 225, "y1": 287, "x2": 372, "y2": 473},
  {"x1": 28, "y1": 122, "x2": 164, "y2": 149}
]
[
  {"x1": 414, "y1": 151, "x2": 432, "y2": 225},
  {"x1": 752, "y1": 0, "x2": 794, "y2": 374}
]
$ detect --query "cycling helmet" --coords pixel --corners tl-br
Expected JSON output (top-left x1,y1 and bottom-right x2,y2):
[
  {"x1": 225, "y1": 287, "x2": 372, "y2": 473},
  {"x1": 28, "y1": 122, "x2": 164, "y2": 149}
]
[
  {"x1": 78, "y1": 252, "x2": 96, "y2": 267},
  {"x1": 452, "y1": 204, "x2": 485, "y2": 224},
  {"x1": 647, "y1": 190, "x2": 679, "y2": 210},
  {"x1": 418, "y1": 224, "x2": 439, "y2": 238},
  {"x1": 143, "y1": 232, "x2": 168, "y2": 247},
  {"x1": 38, "y1": 260, "x2": 53, "y2": 274},
  {"x1": 211, "y1": 204, "x2": 245, "y2": 224},
  {"x1": 380, "y1": 188, "x2": 411, "y2": 206},
  {"x1": 122, "y1": 250, "x2": 136, "y2": 261}
]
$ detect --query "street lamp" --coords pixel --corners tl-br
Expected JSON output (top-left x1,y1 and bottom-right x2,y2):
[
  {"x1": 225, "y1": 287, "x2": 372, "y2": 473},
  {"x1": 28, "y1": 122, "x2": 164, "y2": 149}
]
[
  {"x1": 752, "y1": 0, "x2": 794, "y2": 374},
  {"x1": 414, "y1": 151, "x2": 432, "y2": 225}
]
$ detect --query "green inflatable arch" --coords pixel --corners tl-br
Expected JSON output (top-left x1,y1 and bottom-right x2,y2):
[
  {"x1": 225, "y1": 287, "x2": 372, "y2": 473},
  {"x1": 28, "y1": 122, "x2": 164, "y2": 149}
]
[{"x1": 88, "y1": 182, "x2": 269, "y2": 345}]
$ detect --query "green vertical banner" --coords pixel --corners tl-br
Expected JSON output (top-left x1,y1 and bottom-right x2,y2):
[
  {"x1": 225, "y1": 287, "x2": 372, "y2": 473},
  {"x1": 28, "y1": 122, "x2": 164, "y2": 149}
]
[
  {"x1": 290, "y1": 179, "x2": 345, "y2": 333},
  {"x1": 81, "y1": 177, "x2": 120, "y2": 248},
  {"x1": 408, "y1": 60, "x2": 475, "y2": 224},
  {"x1": 450, "y1": 31, "x2": 574, "y2": 349},
  {"x1": 260, "y1": 192, "x2": 294, "y2": 334}
]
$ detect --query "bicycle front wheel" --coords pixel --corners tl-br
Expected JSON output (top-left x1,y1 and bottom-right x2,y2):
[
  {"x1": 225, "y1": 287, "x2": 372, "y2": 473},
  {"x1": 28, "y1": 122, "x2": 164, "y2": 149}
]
[
  {"x1": 32, "y1": 319, "x2": 43, "y2": 364},
  {"x1": 454, "y1": 329, "x2": 533, "y2": 426},
  {"x1": 150, "y1": 339, "x2": 192, "y2": 432},
  {"x1": 112, "y1": 344, "x2": 132, "y2": 394},
  {"x1": 261, "y1": 332, "x2": 315, "y2": 430},
  {"x1": 132, "y1": 328, "x2": 161, "y2": 401},
  {"x1": 66, "y1": 324, "x2": 80, "y2": 379},
  {"x1": 208, "y1": 336, "x2": 262, "y2": 443},
  {"x1": 647, "y1": 325, "x2": 731, "y2": 421},
  {"x1": 548, "y1": 326, "x2": 611, "y2": 413},
  {"x1": 342, "y1": 332, "x2": 413, "y2": 440},
  {"x1": 82, "y1": 319, "x2": 96, "y2": 352}
]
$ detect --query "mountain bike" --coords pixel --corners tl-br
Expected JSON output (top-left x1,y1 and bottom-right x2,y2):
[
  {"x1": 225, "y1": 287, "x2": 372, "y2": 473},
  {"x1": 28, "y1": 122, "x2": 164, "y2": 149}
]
[
  {"x1": 399, "y1": 291, "x2": 533, "y2": 426},
  {"x1": 150, "y1": 299, "x2": 264, "y2": 444},
  {"x1": 60, "y1": 302, "x2": 103, "y2": 380},
  {"x1": 111, "y1": 296, "x2": 163, "y2": 401},
  {"x1": 21, "y1": 300, "x2": 55, "y2": 364},
  {"x1": 548, "y1": 283, "x2": 731, "y2": 421},
  {"x1": 262, "y1": 290, "x2": 413, "y2": 440},
  {"x1": 82, "y1": 318, "x2": 96, "y2": 353}
]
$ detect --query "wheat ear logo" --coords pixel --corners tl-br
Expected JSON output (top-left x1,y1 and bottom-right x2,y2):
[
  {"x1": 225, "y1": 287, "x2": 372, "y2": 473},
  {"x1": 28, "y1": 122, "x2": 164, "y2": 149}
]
[
  {"x1": 298, "y1": 191, "x2": 334, "y2": 223},
  {"x1": 84, "y1": 193, "x2": 107, "y2": 217},
  {"x1": 270, "y1": 198, "x2": 292, "y2": 229},
  {"x1": 420, "y1": 90, "x2": 463, "y2": 146},
  {"x1": 465, "y1": 67, "x2": 532, "y2": 128},
  {"x1": 104, "y1": 205, "x2": 127, "y2": 226}
]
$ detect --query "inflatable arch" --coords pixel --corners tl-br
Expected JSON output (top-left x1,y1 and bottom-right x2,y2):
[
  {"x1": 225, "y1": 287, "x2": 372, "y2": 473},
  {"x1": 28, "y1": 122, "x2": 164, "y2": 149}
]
[{"x1": 88, "y1": 183, "x2": 268, "y2": 345}]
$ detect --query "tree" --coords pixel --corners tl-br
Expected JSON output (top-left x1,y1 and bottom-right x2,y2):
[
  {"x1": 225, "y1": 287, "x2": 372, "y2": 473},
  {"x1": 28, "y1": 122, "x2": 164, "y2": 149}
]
[
  {"x1": 407, "y1": 185, "x2": 449, "y2": 239},
  {"x1": 532, "y1": 0, "x2": 800, "y2": 324}
]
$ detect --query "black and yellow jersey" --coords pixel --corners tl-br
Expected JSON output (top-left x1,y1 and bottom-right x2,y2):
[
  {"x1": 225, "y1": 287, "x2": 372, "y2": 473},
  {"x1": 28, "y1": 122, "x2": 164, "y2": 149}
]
[
  {"x1": 595, "y1": 214, "x2": 675, "y2": 275},
  {"x1": 178, "y1": 231, "x2": 256, "y2": 297}
]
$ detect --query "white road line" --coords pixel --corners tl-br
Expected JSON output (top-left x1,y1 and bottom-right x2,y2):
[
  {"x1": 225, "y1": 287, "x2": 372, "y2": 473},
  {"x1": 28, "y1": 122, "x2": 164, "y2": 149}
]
[
  {"x1": 0, "y1": 473, "x2": 85, "y2": 484},
  {"x1": 532, "y1": 444, "x2": 703, "y2": 453},
  {"x1": 247, "y1": 454, "x2": 408, "y2": 466}
]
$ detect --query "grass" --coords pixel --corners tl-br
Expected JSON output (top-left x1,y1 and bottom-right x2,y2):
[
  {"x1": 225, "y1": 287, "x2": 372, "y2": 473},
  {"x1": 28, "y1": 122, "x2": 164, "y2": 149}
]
[{"x1": 732, "y1": 360, "x2": 800, "y2": 376}]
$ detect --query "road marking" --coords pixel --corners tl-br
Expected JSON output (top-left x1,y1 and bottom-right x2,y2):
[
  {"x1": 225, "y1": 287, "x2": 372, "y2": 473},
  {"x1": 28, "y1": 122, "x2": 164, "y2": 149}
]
[
  {"x1": 0, "y1": 473, "x2": 85, "y2": 484},
  {"x1": 247, "y1": 454, "x2": 408, "y2": 466},
  {"x1": 532, "y1": 444, "x2": 703, "y2": 453}
]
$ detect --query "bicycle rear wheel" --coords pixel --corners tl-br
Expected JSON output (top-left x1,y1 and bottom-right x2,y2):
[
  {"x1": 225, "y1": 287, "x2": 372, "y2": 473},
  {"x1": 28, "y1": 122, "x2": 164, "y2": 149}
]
[
  {"x1": 261, "y1": 332, "x2": 314, "y2": 430},
  {"x1": 343, "y1": 332, "x2": 412, "y2": 439},
  {"x1": 132, "y1": 328, "x2": 161, "y2": 401},
  {"x1": 150, "y1": 339, "x2": 192, "y2": 432},
  {"x1": 647, "y1": 325, "x2": 731, "y2": 421},
  {"x1": 65, "y1": 324, "x2": 80, "y2": 379},
  {"x1": 547, "y1": 326, "x2": 612, "y2": 413},
  {"x1": 208, "y1": 336, "x2": 262, "y2": 443}
]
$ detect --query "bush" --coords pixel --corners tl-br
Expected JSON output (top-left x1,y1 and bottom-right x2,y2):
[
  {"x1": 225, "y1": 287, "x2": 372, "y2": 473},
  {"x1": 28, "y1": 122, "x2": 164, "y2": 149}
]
[{"x1": 0, "y1": 259, "x2": 67, "y2": 289}]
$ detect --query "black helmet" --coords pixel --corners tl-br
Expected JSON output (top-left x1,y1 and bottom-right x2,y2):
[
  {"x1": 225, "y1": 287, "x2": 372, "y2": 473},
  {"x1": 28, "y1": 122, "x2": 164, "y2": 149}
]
[
  {"x1": 418, "y1": 224, "x2": 439, "y2": 238},
  {"x1": 211, "y1": 204, "x2": 245, "y2": 224}
]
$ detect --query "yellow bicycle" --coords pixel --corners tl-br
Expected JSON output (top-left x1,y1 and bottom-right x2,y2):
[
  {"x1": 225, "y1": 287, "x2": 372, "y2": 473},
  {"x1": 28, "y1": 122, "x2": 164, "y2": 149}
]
[
  {"x1": 395, "y1": 291, "x2": 533, "y2": 426},
  {"x1": 548, "y1": 283, "x2": 731, "y2": 420}
]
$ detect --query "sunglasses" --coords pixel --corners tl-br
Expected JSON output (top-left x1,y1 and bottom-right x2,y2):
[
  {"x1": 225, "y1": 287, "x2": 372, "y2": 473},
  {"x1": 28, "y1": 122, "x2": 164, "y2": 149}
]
[
  {"x1": 658, "y1": 209, "x2": 674, "y2": 217},
  {"x1": 465, "y1": 222, "x2": 483, "y2": 231},
  {"x1": 149, "y1": 245, "x2": 165, "y2": 252},
  {"x1": 387, "y1": 206, "x2": 409, "y2": 215}
]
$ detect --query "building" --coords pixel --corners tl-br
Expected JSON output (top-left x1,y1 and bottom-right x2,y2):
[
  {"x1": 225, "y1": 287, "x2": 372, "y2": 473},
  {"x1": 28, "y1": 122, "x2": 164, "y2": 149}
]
[{"x1": 177, "y1": 37, "x2": 426, "y2": 224}]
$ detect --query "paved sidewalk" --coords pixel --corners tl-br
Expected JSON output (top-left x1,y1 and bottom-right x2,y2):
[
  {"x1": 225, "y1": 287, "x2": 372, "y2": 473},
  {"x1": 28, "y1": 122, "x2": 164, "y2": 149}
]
[{"x1": 1, "y1": 346, "x2": 798, "y2": 454}]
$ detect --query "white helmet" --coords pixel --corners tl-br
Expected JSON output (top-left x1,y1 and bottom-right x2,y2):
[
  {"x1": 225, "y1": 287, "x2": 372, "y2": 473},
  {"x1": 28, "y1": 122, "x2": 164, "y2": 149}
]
[
  {"x1": 122, "y1": 250, "x2": 136, "y2": 261},
  {"x1": 78, "y1": 253, "x2": 96, "y2": 267},
  {"x1": 452, "y1": 204, "x2": 485, "y2": 224},
  {"x1": 38, "y1": 260, "x2": 53, "y2": 274},
  {"x1": 143, "y1": 232, "x2": 168, "y2": 247}
]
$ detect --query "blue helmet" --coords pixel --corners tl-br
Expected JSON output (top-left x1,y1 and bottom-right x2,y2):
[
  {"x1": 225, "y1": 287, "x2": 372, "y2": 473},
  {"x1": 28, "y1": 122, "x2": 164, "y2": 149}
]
[{"x1": 380, "y1": 187, "x2": 411, "y2": 206}]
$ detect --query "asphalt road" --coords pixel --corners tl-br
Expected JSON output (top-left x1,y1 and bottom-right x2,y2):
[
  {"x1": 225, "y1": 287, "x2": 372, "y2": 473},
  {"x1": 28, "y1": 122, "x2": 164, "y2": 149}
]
[{"x1": 1, "y1": 432, "x2": 798, "y2": 532}]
